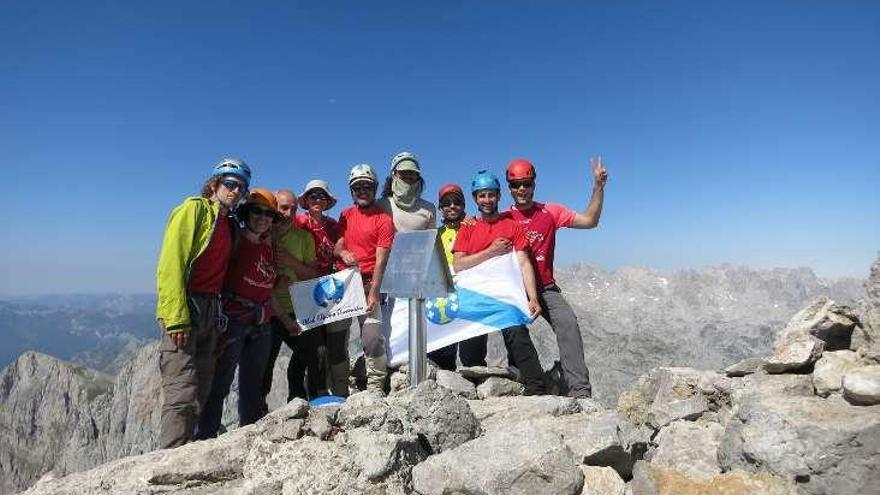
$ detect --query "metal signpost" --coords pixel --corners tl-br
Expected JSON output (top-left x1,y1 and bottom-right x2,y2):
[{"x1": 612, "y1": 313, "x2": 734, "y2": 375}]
[{"x1": 382, "y1": 230, "x2": 454, "y2": 386}]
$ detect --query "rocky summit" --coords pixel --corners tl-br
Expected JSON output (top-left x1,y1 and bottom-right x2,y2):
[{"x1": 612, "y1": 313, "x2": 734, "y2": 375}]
[{"x1": 2, "y1": 259, "x2": 878, "y2": 495}]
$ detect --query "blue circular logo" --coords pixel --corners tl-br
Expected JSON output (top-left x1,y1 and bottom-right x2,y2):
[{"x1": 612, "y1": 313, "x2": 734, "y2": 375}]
[
  {"x1": 313, "y1": 276, "x2": 345, "y2": 308},
  {"x1": 426, "y1": 294, "x2": 459, "y2": 325}
]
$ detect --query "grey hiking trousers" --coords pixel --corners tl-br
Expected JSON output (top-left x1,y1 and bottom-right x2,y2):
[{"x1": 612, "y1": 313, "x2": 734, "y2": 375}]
[
  {"x1": 539, "y1": 286, "x2": 592, "y2": 398},
  {"x1": 158, "y1": 294, "x2": 221, "y2": 448}
]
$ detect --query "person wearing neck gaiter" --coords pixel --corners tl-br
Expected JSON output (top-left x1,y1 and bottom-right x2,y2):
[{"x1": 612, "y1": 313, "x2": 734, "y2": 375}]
[{"x1": 377, "y1": 151, "x2": 436, "y2": 232}]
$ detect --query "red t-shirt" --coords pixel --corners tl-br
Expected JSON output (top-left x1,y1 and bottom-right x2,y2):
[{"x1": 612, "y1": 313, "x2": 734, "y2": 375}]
[
  {"x1": 223, "y1": 235, "x2": 277, "y2": 304},
  {"x1": 452, "y1": 212, "x2": 529, "y2": 255},
  {"x1": 337, "y1": 205, "x2": 395, "y2": 281},
  {"x1": 295, "y1": 213, "x2": 340, "y2": 276},
  {"x1": 187, "y1": 215, "x2": 233, "y2": 294},
  {"x1": 508, "y1": 202, "x2": 575, "y2": 287}
]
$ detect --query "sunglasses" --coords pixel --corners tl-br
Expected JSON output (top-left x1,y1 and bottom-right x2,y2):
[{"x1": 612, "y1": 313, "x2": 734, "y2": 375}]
[
  {"x1": 278, "y1": 204, "x2": 293, "y2": 211},
  {"x1": 307, "y1": 192, "x2": 329, "y2": 201},
  {"x1": 250, "y1": 207, "x2": 276, "y2": 218},
  {"x1": 439, "y1": 198, "x2": 464, "y2": 208},
  {"x1": 221, "y1": 179, "x2": 247, "y2": 192},
  {"x1": 508, "y1": 180, "x2": 535, "y2": 190},
  {"x1": 351, "y1": 184, "x2": 375, "y2": 193}
]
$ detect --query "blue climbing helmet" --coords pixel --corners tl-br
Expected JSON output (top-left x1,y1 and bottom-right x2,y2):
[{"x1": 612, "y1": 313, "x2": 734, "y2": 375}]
[
  {"x1": 470, "y1": 169, "x2": 501, "y2": 195},
  {"x1": 212, "y1": 157, "x2": 252, "y2": 186}
]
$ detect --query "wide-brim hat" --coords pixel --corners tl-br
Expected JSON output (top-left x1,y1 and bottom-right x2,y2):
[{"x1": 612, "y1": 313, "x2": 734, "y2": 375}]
[{"x1": 298, "y1": 179, "x2": 338, "y2": 209}]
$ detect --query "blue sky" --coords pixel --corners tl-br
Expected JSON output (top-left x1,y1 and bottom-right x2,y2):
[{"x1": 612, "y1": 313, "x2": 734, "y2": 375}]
[{"x1": 2, "y1": 1, "x2": 878, "y2": 295}]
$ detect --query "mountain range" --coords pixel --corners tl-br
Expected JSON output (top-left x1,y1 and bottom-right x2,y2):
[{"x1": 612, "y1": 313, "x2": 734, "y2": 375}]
[{"x1": 0, "y1": 262, "x2": 870, "y2": 494}]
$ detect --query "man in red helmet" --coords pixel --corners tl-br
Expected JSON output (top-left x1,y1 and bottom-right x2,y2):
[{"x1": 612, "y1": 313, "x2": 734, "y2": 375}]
[{"x1": 505, "y1": 156, "x2": 608, "y2": 398}]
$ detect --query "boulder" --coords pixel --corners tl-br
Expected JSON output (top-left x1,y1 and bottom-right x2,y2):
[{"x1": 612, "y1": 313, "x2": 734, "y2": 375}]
[
  {"x1": 724, "y1": 357, "x2": 767, "y2": 377},
  {"x1": 476, "y1": 376, "x2": 525, "y2": 398},
  {"x1": 457, "y1": 365, "x2": 515, "y2": 382},
  {"x1": 775, "y1": 297, "x2": 859, "y2": 348},
  {"x1": 411, "y1": 427, "x2": 584, "y2": 495},
  {"x1": 434, "y1": 370, "x2": 477, "y2": 399},
  {"x1": 468, "y1": 395, "x2": 582, "y2": 434},
  {"x1": 763, "y1": 335, "x2": 824, "y2": 374},
  {"x1": 146, "y1": 426, "x2": 258, "y2": 486},
  {"x1": 387, "y1": 380, "x2": 481, "y2": 454},
  {"x1": 647, "y1": 420, "x2": 723, "y2": 479},
  {"x1": 243, "y1": 436, "x2": 363, "y2": 494},
  {"x1": 531, "y1": 410, "x2": 646, "y2": 479},
  {"x1": 718, "y1": 394, "x2": 880, "y2": 495},
  {"x1": 812, "y1": 350, "x2": 862, "y2": 397},
  {"x1": 580, "y1": 465, "x2": 625, "y2": 495},
  {"x1": 335, "y1": 391, "x2": 405, "y2": 434},
  {"x1": 616, "y1": 367, "x2": 726, "y2": 428},
  {"x1": 728, "y1": 373, "x2": 814, "y2": 404},
  {"x1": 842, "y1": 365, "x2": 880, "y2": 405},
  {"x1": 631, "y1": 462, "x2": 797, "y2": 495},
  {"x1": 340, "y1": 429, "x2": 428, "y2": 481}
]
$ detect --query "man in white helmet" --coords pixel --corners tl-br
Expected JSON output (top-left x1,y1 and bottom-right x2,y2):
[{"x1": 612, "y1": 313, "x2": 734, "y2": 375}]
[{"x1": 329, "y1": 164, "x2": 395, "y2": 394}]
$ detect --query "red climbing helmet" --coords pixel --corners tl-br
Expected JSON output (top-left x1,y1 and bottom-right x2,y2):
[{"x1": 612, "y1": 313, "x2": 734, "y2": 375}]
[
  {"x1": 506, "y1": 158, "x2": 536, "y2": 182},
  {"x1": 438, "y1": 183, "x2": 464, "y2": 202}
]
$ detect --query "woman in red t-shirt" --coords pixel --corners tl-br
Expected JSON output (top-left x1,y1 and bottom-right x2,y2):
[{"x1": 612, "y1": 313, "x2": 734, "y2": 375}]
[
  {"x1": 197, "y1": 189, "x2": 279, "y2": 438},
  {"x1": 294, "y1": 179, "x2": 347, "y2": 396}
]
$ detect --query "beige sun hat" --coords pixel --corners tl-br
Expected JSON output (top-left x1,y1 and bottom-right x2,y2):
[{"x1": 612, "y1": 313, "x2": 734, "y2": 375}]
[{"x1": 298, "y1": 179, "x2": 338, "y2": 209}]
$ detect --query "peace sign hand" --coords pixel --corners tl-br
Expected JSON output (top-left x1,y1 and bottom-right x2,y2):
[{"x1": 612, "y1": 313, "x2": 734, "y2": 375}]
[{"x1": 590, "y1": 155, "x2": 608, "y2": 188}]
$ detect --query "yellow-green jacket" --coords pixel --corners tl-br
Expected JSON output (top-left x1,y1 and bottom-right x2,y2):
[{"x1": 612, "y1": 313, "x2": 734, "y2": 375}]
[{"x1": 155, "y1": 196, "x2": 223, "y2": 330}]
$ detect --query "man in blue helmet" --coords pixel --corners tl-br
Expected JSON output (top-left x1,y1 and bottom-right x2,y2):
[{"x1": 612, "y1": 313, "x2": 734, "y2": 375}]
[
  {"x1": 155, "y1": 157, "x2": 251, "y2": 448},
  {"x1": 452, "y1": 170, "x2": 547, "y2": 395}
]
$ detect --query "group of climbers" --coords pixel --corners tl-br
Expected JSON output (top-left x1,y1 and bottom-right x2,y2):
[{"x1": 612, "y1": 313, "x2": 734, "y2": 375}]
[{"x1": 154, "y1": 152, "x2": 608, "y2": 448}]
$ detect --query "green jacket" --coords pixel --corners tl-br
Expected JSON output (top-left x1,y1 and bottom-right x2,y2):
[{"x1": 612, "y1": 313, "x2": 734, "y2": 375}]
[{"x1": 155, "y1": 196, "x2": 222, "y2": 330}]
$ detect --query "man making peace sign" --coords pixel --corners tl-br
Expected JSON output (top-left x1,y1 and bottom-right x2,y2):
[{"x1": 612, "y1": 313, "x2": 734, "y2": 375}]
[{"x1": 506, "y1": 156, "x2": 608, "y2": 398}]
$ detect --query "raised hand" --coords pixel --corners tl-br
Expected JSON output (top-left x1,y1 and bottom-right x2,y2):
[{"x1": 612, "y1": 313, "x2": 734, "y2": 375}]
[{"x1": 590, "y1": 155, "x2": 608, "y2": 188}]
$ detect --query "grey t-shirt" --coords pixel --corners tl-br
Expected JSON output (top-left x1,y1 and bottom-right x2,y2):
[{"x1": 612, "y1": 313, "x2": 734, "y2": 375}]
[{"x1": 377, "y1": 196, "x2": 437, "y2": 232}]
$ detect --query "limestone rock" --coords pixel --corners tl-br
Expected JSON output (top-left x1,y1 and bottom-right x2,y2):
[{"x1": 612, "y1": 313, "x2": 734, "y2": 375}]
[
  {"x1": 631, "y1": 462, "x2": 798, "y2": 495},
  {"x1": 728, "y1": 373, "x2": 814, "y2": 404},
  {"x1": 0, "y1": 351, "x2": 113, "y2": 495},
  {"x1": 531, "y1": 410, "x2": 645, "y2": 479},
  {"x1": 336, "y1": 390, "x2": 405, "y2": 434},
  {"x1": 341, "y1": 429, "x2": 428, "y2": 481},
  {"x1": 812, "y1": 350, "x2": 862, "y2": 397},
  {"x1": 388, "y1": 380, "x2": 481, "y2": 454},
  {"x1": 842, "y1": 365, "x2": 880, "y2": 405},
  {"x1": 580, "y1": 465, "x2": 625, "y2": 495},
  {"x1": 718, "y1": 394, "x2": 880, "y2": 495},
  {"x1": 723, "y1": 357, "x2": 766, "y2": 377},
  {"x1": 774, "y1": 297, "x2": 859, "y2": 350},
  {"x1": 763, "y1": 335, "x2": 825, "y2": 374},
  {"x1": 412, "y1": 427, "x2": 584, "y2": 495},
  {"x1": 648, "y1": 420, "x2": 723, "y2": 479},
  {"x1": 457, "y1": 365, "x2": 514, "y2": 381},
  {"x1": 303, "y1": 404, "x2": 340, "y2": 440},
  {"x1": 434, "y1": 369, "x2": 477, "y2": 399},
  {"x1": 468, "y1": 395, "x2": 583, "y2": 434},
  {"x1": 476, "y1": 376, "x2": 524, "y2": 398},
  {"x1": 616, "y1": 367, "x2": 726, "y2": 428}
]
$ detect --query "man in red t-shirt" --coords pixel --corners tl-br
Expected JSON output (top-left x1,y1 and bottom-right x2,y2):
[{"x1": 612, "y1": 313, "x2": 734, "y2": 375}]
[
  {"x1": 505, "y1": 156, "x2": 608, "y2": 398},
  {"x1": 452, "y1": 170, "x2": 547, "y2": 395},
  {"x1": 329, "y1": 164, "x2": 395, "y2": 394}
]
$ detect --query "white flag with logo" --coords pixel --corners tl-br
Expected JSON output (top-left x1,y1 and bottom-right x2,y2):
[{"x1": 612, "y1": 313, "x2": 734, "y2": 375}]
[
  {"x1": 386, "y1": 252, "x2": 532, "y2": 366},
  {"x1": 292, "y1": 268, "x2": 367, "y2": 330}
]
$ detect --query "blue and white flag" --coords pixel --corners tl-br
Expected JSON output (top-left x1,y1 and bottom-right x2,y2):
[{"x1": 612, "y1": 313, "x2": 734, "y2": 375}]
[
  {"x1": 386, "y1": 252, "x2": 532, "y2": 367},
  {"x1": 292, "y1": 268, "x2": 367, "y2": 330}
]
